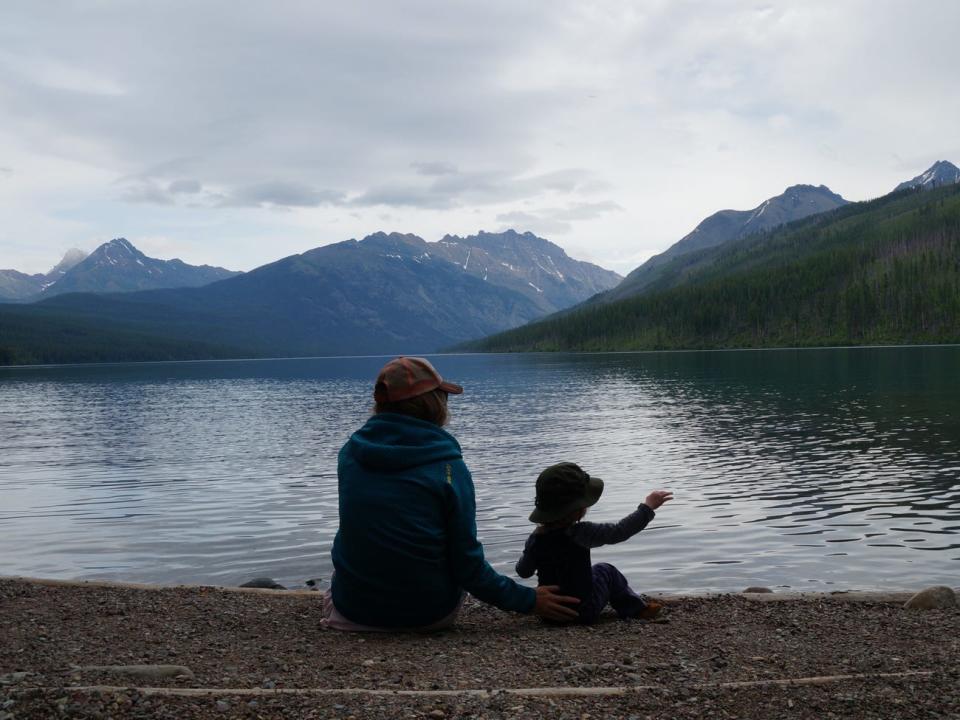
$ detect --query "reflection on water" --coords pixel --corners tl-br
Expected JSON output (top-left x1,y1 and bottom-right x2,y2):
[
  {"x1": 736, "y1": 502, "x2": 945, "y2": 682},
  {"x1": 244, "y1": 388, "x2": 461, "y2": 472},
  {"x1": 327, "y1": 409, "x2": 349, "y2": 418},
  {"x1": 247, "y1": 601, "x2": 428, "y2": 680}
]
[{"x1": 1, "y1": 347, "x2": 958, "y2": 593}]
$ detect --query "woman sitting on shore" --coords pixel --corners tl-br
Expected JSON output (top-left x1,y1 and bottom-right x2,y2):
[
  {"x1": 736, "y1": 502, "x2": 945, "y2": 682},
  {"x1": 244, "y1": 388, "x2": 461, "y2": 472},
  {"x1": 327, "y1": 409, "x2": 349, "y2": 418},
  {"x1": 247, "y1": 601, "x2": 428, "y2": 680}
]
[{"x1": 323, "y1": 356, "x2": 579, "y2": 630}]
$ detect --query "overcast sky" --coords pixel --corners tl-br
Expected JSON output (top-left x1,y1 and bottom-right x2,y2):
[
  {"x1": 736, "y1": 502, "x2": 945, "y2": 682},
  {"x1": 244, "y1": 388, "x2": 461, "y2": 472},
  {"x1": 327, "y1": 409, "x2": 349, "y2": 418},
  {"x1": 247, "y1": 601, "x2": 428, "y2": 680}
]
[{"x1": 1, "y1": 1, "x2": 958, "y2": 275}]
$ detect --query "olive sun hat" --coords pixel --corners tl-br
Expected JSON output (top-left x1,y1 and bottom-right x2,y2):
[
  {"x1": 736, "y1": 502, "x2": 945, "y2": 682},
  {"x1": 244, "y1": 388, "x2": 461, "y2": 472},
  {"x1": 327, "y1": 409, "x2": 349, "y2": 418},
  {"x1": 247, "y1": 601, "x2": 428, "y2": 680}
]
[{"x1": 529, "y1": 462, "x2": 604, "y2": 524}]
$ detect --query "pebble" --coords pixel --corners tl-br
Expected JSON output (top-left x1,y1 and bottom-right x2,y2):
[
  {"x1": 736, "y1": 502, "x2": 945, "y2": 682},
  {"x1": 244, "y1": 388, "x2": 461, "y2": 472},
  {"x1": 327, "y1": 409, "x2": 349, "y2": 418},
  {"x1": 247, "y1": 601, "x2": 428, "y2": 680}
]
[
  {"x1": 216, "y1": 699, "x2": 230, "y2": 711},
  {"x1": 743, "y1": 586, "x2": 773, "y2": 594}
]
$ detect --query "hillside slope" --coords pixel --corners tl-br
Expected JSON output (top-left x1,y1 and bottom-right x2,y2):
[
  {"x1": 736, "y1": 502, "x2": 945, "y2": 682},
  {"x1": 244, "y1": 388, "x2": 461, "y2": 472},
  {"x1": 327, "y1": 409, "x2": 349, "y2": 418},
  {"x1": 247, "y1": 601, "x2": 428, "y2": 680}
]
[
  {"x1": 464, "y1": 185, "x2": 960, "y2": 352},
  {"x1": 603, "y1": 184, "x2": 849, "y2": 302}
]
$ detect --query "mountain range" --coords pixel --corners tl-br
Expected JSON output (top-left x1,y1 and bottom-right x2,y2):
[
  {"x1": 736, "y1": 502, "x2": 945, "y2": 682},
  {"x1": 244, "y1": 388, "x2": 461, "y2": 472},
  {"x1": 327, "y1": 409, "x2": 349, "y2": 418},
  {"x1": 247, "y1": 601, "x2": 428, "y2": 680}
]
[
  {"x1": 0, "y1": 230, "x2": 620, "y2": 363},
  {"x1": 0, "y1": 239, "x2": 239, "y2": 302},
  {"x1": 1, "y1": 160, "x2": 957, "y2": 364}
]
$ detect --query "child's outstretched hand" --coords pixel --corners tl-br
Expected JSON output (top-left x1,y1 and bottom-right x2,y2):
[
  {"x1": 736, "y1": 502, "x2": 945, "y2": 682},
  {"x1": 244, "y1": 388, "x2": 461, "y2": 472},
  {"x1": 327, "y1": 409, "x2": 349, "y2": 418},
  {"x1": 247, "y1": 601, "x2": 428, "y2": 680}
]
[{"x1": 645, "y1": 490, "x2": 673, "y2": 510}]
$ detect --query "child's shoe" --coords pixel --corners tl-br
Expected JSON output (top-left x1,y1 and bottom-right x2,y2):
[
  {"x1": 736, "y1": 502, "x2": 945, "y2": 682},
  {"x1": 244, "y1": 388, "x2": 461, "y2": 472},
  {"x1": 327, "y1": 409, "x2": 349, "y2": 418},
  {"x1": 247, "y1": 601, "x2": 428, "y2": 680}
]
[{"x1": 637, "y1": 600, "x2": 668, "y2": 623}]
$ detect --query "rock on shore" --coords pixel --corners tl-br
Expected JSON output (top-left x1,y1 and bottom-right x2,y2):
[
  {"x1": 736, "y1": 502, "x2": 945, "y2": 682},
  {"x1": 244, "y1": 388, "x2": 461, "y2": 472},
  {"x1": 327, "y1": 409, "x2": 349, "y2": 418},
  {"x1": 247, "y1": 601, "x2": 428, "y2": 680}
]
[{"x1": 904, "y1": 585, "x2": 959, "y2": 610}]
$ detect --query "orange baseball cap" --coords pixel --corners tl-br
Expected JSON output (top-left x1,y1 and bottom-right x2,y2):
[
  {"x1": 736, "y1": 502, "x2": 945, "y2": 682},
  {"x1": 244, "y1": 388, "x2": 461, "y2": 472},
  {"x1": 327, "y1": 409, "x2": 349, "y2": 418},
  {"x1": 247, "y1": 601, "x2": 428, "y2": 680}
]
[{"x1": 374, "y1": 356, "x2": 464, "y2": 403}]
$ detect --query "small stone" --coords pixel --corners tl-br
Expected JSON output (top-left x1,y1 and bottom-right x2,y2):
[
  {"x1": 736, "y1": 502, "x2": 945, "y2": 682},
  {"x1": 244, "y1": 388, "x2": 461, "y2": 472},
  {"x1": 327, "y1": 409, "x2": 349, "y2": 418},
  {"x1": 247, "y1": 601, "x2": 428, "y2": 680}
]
[
  {"x1": 743, "y1": 586, "x2": 773, "y2": 594},
  {"x1": 903, "y1": 586, "x2": 958, "y2": 610},
  {"x1": 362, "y1": 659, "x2": 376, "y2": 666},
  {"x1": 216, "y1": 699, "x2": 230, "y2": 711},
  {"x1": 429, "y1": 710, "x2": 446, "y2": 718},
  {"x1": 262, "y1": 679, "x2": 276, "y2": 689}
]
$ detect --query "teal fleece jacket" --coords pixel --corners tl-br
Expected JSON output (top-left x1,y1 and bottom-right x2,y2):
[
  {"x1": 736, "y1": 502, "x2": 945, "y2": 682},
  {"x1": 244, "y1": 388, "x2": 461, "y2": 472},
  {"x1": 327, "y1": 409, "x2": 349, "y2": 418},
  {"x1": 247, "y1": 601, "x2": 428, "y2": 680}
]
[{"x1": 331, "y1": 413, "x2": 536, "y2": 627}]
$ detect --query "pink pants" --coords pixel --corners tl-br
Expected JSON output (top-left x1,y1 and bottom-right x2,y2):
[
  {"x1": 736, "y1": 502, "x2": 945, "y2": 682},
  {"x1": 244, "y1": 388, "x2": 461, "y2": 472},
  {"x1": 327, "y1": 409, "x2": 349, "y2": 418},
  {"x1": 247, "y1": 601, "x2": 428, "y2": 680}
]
[{"x1": 321, "y1": 590, "x2": 462, "y2": 632}]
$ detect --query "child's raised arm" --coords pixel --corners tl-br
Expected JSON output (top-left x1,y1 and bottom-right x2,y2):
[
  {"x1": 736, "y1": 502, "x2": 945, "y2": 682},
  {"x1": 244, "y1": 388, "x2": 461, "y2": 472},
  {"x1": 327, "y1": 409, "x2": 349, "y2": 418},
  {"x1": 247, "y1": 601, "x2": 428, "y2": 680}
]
[{"x1": 568, "y1": 490, "x2": 673, "y2": 548}]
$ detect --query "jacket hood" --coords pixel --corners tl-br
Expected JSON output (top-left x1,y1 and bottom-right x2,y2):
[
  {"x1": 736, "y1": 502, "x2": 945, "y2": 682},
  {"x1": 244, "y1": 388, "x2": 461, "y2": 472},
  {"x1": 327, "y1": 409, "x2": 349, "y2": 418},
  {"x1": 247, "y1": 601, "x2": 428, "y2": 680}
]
[{"x1": 346, "y1": 413, "x2": 463, "y2": 471}]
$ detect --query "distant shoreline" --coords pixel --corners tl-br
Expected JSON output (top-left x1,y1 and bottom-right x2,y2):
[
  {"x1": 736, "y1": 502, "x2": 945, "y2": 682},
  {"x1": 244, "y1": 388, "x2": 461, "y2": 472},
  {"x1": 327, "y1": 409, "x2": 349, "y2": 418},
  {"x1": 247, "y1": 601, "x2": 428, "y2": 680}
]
[
  {"x1": 2, "y1": 341, "x2": 959, "y2": 371},
  {"x1": 3, "y1": 575, "x2": 952, "y2": 603}
]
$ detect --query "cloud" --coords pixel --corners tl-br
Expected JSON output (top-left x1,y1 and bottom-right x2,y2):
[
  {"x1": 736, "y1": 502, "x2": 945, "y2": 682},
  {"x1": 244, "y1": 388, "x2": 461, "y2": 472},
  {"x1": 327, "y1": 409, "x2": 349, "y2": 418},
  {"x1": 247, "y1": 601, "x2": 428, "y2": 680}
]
[
  {"x1": 168, "y1": 179, "x2": 202, "y2": 194},
  {"x1": 352, "y1": 167, "x2": 596, "y2": 209},
  {"x1": 495, "y1": 211, "x2": 572, "y2": 236},
  {"x1": 411, "y1": 161, "x2": 457, "y2": 176},
  {"x1": 553, "y1": 200, "x2": 623, "y2": 221},
  {"x1": 121, "y1": 181, "x2": 175, "y2": 205},
  {"x1": 120, "y1": 178, "x2": 345, "y2": 209},
  {"x1": 495, "y1": 200, "x2": 622, "y2": 235},
  {"x1": 218, "y1": 181, "x2": 345, "y2": 208},
  {"x1": 350, "y1": 184, "x2": 455, "y2": 210},
  {"x1": 1, "y1": 1, "x2": 959, "y2": 275}
]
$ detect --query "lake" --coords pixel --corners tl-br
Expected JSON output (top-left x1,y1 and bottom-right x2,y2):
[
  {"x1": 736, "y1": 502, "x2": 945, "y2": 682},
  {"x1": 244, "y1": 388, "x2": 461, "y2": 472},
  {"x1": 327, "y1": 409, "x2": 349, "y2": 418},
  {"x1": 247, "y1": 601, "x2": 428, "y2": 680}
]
[{"x1": 1, "y1": 347, "x2": 958, "y2": 594}]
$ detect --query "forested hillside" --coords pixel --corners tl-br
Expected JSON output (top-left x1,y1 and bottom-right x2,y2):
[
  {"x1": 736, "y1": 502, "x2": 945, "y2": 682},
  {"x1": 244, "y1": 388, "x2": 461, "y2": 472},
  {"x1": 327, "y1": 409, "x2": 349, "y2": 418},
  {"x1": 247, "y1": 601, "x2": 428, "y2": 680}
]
[
  {"x1": 0, "y1": 303, "x2": 250, "y2": 365},
  {"x1": 464, "y1": 185, "x2": 960, "y2": 352}
]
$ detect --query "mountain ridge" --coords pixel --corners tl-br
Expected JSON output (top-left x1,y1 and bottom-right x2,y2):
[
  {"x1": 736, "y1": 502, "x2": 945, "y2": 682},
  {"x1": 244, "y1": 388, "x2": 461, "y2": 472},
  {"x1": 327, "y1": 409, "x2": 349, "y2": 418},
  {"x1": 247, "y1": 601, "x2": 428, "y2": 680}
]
[
  {"x1": 0, "y1": 240, "x2": 238, "y2": 301},
  {"x1": 1, "y1": 229, "x2": 621, "y2": 363},
  {"x1": 894, "y1": 160, "x2": 960, "y2": 192},
  {"x1": 603, "y1": 184, "x2": 849, "y2": 302}
]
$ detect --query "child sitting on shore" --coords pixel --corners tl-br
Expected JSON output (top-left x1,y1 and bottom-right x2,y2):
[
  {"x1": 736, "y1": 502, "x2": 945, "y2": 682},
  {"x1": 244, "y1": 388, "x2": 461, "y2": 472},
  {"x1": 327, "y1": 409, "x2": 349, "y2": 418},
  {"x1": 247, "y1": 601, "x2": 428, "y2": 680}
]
[{"x1": 515, "y1": 462, "x2": 672, "y2": 624}]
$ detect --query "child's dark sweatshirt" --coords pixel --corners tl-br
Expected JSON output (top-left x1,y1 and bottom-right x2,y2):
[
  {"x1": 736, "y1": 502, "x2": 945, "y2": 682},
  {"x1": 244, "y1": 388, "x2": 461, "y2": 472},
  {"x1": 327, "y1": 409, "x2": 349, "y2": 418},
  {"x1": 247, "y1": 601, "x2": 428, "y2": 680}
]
[{"x1": 515, "y1": 504, "x2": 655, "y2": 608}]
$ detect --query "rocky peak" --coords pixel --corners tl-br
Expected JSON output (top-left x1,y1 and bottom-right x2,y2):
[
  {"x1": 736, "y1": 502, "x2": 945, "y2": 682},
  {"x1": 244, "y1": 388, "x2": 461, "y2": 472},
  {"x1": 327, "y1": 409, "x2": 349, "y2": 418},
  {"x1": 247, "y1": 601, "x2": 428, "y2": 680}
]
[
  {"x1": 46, "y1": 248, "x2": 88, "y2": 278},
  {"x1": 895, "y1": 160, "x2": 960, "y2": 192}
]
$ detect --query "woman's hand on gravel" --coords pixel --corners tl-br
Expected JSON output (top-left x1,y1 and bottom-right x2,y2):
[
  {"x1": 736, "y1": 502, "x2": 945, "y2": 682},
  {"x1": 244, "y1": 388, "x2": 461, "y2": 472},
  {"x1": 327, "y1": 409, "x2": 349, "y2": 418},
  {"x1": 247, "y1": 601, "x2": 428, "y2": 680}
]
[
  {"x1": 534, "y1": 585, "x2": 580, "y2": 621},
  {"x1": 644, "y1": 490, "x2": 674, "y2": 510}
]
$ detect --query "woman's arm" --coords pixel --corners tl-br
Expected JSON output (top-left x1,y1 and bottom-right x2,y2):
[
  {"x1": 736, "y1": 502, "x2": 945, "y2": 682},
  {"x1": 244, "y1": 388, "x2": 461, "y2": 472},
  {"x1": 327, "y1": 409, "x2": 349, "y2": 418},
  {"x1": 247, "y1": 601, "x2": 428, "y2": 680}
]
[
  {"x1": 444, "y1": 462, "x2": 579, "y2": 621},
  {"x1": 444, "y1": 461, "x2": 537, "y2": 612}
]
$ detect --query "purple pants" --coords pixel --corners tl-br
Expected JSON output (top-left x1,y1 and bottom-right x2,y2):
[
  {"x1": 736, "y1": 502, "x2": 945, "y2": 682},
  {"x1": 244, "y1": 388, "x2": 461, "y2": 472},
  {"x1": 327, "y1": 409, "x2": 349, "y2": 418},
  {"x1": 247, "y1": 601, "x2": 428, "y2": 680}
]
[{"x1": 577, "y1": 562, "x2": 647, "y2": 624}]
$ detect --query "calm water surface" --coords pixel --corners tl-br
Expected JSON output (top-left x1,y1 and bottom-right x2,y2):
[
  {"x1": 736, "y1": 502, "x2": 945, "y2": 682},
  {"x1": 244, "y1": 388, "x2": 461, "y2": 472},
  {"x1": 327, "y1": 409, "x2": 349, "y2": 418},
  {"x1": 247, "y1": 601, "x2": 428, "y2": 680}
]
[{"x1": 1, "y1": 348, "x2": 958, "y2": 593}]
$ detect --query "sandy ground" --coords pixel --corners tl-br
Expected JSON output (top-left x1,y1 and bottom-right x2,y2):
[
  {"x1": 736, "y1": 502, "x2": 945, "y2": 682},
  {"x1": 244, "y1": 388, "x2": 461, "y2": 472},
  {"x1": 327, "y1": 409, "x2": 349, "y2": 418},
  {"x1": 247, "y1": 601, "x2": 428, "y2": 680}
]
[{"x1": 1, "y1": 578, "x2": 958, "y2": 719}]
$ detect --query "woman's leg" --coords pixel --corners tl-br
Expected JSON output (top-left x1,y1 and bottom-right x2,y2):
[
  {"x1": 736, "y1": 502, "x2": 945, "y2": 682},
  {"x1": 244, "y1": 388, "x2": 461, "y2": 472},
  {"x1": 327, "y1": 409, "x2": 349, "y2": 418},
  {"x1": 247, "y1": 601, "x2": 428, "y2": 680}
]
[{"x1": 322, "y1": 589, "x2": 464, "y2": 632}]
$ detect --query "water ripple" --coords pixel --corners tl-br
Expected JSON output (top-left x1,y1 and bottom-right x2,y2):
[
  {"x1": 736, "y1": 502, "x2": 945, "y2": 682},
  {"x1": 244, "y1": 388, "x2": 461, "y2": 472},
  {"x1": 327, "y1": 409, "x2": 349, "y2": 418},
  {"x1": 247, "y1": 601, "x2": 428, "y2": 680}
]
[{"x1": 1, "y1": 348, "x2": 958, "y2": 592}]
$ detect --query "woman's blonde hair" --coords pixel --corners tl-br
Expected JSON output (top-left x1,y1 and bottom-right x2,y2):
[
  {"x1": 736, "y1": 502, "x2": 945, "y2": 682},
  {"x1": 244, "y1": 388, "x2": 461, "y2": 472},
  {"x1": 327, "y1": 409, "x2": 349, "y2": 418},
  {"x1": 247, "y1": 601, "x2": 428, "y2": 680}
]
[{"x1": 374, "y1": 388, "x2": 449, "y2": 426}]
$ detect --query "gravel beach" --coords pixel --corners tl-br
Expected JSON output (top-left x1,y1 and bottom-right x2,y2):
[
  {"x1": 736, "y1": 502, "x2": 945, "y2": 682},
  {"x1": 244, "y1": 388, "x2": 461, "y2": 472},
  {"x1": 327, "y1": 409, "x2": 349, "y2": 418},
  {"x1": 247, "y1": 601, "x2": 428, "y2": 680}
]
[{"x1": 2, "y1": 578, "x2": 958, "y2": 719}]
